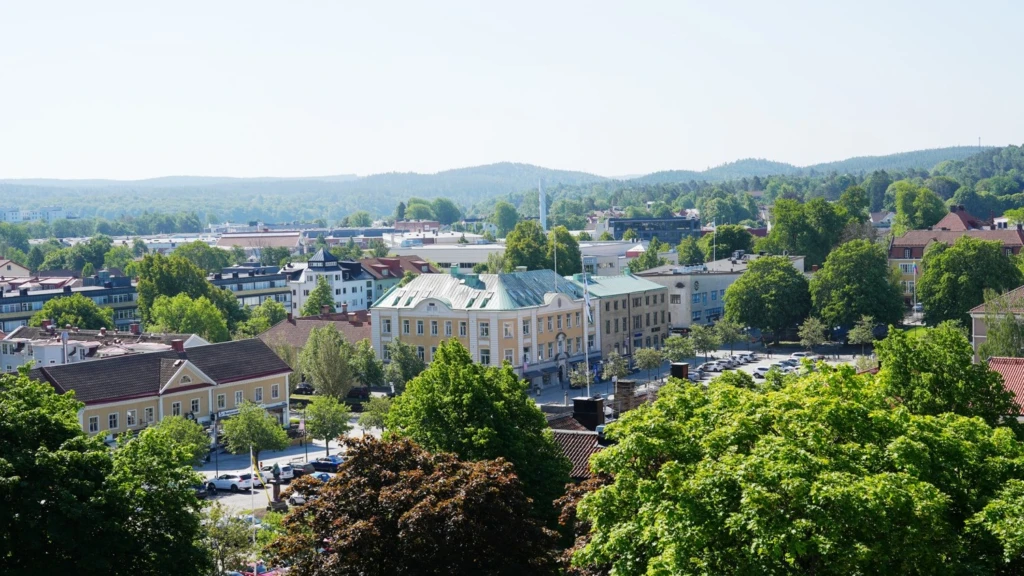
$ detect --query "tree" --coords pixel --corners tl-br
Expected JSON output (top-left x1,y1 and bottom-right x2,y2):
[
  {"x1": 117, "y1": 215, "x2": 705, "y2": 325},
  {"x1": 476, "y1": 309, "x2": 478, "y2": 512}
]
[
  {"x1": 698, "y1": 224, "x2": 753, "y2": 262},
  {"x1": 629, "y1": 237, "x2": 667, "y2": 272},
  {"x1": 633, "y1": 347, "x2": 664, "y2": 381},
  {"x1": 299, "y1": 325, "x2": 356, "y2": 398},
  {"x1": 662, "y1": 334, "x2": 695, "y2": 363},
  {"x1": 353, "y1": 338, "x2": 385, "y2": 387},
  {"x1": 725, "y1": 255, "x2": 811, "y2": 343},
  {"x1": 152, "y1": 415, "x2": 210, "y2": 466},
  {"x1": 385, "y1": 340, "x2": 571, "y2": 520},
  {"x1": 601, "y1": 351, "x2": 629, "y2": 382},
  {"x1": 132, "y1": 237, "x2": 149, "y2": 257},
  {"x1": 300, "y1": 275, "x2": 335, "y2": 317},
  {"x1": 222, "y1": 401, "x2": 289, "y2": 463},
  {"x1": 368, "y1": 238, "x2": 389, "y2": 258},
  {"x1": 865, "y1": 170, "x2": 894, "y2": 211},
  {"x1": 202, "y1": 502, "x2": 253, "y2": 575},
  {"x1": 357, "y1": 395, "x2": 392, "y2": 432},
  {"x1": 234, "y1": 298, "x2": 287, "y2": 339},
  {"x1": 259, "y1": 245, "x2": 293, "y2": 266},
  {"x1": 103, "y1": 245, "x2": 136, "y2": 271},
  {"x1": 979, "y1": 289, "x2": 1024, "y2": 358},
  {"x1": 837, "y1": 185, "x2": 869, "y2": 222},
  {"x1": 136, "y1": 253, "x2": 245, "y2": 332},
  {"x1": 81, "y1": 262, "x2": 95, "y2": 277},
  {"x1": 713, "y1": 318, "x2": 745, "y2": 353},
  {"x1": 347, "y1": 210, "x2": 373, "y2": 227},
  {"x1": 893, "y1": 181, "x2": 947, "y2": 234},
  {"x1": 173, "y1": 240, "x2": 232, "y2": 273},
  {"x1": 810, "y1": 239, "x2": 904, "y2": 328},
  {"x1": 505, "y1": 220, "x2": 550, "y2": 271},
  {"x1": 689, "y1": 324, "x2": 721, "y2": 361},
  {"x1": 847, "y1": 315, "x2": 876, "y2": 356},
  {"x1": 758, "y1": 198, "x2": 847, "y2": 267},
  {"x1": 405, "y1": 203, "x2": 435, "y2": 220},
  {"x1": 150, "y1": 294, "x2": 230, "y2": 342},
  {"x1": 918, "y1": 236, "x2": 1023, "y2": 326},
  {"x1": 577, "y1": 231, "x2": 592, "y2": 241},
  {"x1": 26, "y1": 244, "x2": 45, "y2": 271},
  {"x1": 1, "y1": 369, "x2": 209, "y2": 574},
  {"x1": 382, "y1": 339, "x2": 425, "y2": 393},
  {"x1": 598, "y1": 231, "x2": 614, "y2": 241},
  {"x1": 572, "y1": 370, "x2": 1024, "y2": 575},
  {"x1": 394, "y1": 201, "x2": 406, "y2": 222},
  {"x1": 875, "y1": 322, "x2": 1021, "y2": 431},
  {"x1": 304, "y1": 395, "x2": 352, "y2": 457},
  {"x1": 269, "y1": 437, "x2": 558, "y2": 575},
  {"x1": 547, "y1": 225, "x2": 582, "y2": 276},
  {"x1": 622, "y1": 228, "x2": 638, "y2": 241},
  {"x1": 798, "y1": 316, "x2": 828, "y2": 350},
  {"x1": 492, "y1": 200, "x2": 520, "y2": 237},
  {"x1": 676, "y1": 236, "x2": 704, "y2": 266},
  {"x1": 396, "y1": 270, "x2": 416, "y2": 287},
  {"x1": 568, "y1": 364, "x2": 594, "y2": 390},
  {"x1": 29, "y1": 292, "x2": 114, "y2": 330},
  {"x1": 431, "y1": 198, "x2": 462, "y2": 225}
]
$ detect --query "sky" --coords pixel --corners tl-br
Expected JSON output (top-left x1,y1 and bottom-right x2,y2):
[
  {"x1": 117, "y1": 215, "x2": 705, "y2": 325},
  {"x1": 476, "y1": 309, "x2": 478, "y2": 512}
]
[{"x1": 0, "y1": 0, "x2": 1021, "y2": 180}]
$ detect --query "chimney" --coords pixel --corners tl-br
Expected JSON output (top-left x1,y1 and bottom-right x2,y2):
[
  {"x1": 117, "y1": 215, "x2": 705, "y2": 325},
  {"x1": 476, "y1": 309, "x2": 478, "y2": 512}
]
[
  {"x1": 130, "y1": 323, "x2": 140, "y2": 335},
  {"x1": 950, "y1": 205, "x2": 959, "y2": 213},
  {"x1": 572, "y1": 396, "x2": 605, "y2": 431},
  {"x1": 41, "y1": 319, "x2": 51, "y2": 331},
  {"x1": 63, "y1": 286, "x2": 72, "y2": 294},
  {"x1": 321, "y1": 304, "x2": 331, "y2": 316},
  {"x1": 811, "y1": 264, "x2": 819, "y2": 272},
  {"x1": 171, "y1": 339, "x2": 185, "y2": 353},
  {"x1": 99, "y1": 327, "x2": 107, "y2": 337},
  {"x1": 341, "y1": 302, "x2": 348, "y2": 316},
  {"x1": 287, "y1": 312, "x2": 293, "y2": 322}
]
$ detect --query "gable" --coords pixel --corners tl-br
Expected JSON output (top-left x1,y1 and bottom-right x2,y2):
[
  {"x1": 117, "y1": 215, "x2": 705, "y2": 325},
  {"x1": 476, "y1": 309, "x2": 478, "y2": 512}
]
[{"x1": 160, "y1": 361, "x2": 215, "y2": 393}]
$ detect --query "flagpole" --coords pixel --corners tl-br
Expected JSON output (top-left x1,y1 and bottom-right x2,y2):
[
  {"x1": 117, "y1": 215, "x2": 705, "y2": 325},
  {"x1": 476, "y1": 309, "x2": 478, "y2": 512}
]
[
  {"x1": 581, "y1": 253, "x2": 592, "y2": 397},
  {"x1": 250, "y1": 445, "x2": 256, "y2": 575}
]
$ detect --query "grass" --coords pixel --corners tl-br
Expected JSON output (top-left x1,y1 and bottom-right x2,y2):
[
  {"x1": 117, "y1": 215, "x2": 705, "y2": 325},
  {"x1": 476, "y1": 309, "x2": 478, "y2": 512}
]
[{"x1": 904, "y1": 326, "x2": 928, "y2": 339}]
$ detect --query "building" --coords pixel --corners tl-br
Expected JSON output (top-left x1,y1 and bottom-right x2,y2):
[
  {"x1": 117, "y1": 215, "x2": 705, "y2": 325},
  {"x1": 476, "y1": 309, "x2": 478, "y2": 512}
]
[
  {"x1": 282, "y1": 249, "x2": 374, "y2": 314},
  {"x1": 371, "y1": 268, "x2": 597, "y2": 390},
  {"x1": 28, "y1": 338, "x2": 293, "y2": 441},
  {"x1": 579, "y1": 241, "x2": 679, "y2": 277},
  {"x1": 258, "y1": 309, "x2": 372, "y2": 352},
  {"x1": 382, "y1": 231, "x2": 484, "y2": 247},
  {"x1": 1, "y1": 206, "x2": 65, "y2": 223},
  {"x1": 0, "y1": 272, "x2": 138, "y2": 333},
  {"x1": 387, "y1": 244, "x2": 505, "y2": 270},
  {"x1": 360, "y1": 256, "x2": 437, "y2": 303},
  {"x1": 1, "y1": 274, "x2": 79, "y2": 293},
  {"x1": 870, "y1": 211, "x2": 895, "y2": 229},
  {"x1": 968, "y1": 285, "x2": 1024, "y2": 356},
  {"x1": 889, "y1": 220, "x2": 1024, "y2": 301},
  {"x1": 605, "y1": 216, "x2": 701, "y2": 244},
  {"x1": 394, "y1": 220, "x2": 440, "y2": 233},
  {"x1": 0, "y1": 259, "x2": 31, "y2": 277},
  {"x1": 566, "y1": 272, "x2": 669, "y2": 361},
  {"x1": 210, "y1": 264, "x2": 292, "y2": 309},
  {"x1": 982, "y1": 357, "x2": 1024, "y2": 422},
  {"x1": 216, "y1": 231, "x2": 303, "y2": 258},
  {"x1": 933, "y1": 205, "x2": 990, "y2": 231},
  {"x1": 635, "y1": 253, "x2": 807, "y2": 332},
  {"x1": 2, "y1": 324, "x2": 207, "y2": 373}
]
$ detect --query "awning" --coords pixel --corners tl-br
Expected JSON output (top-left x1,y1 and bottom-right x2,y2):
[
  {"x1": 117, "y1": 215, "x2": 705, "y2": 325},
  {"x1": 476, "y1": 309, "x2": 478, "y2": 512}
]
[
  {"x1": 541, "y1": 366, "x2": 560, "y2": 375},
  {"x1": 523, "y1": 370, "x2": 542, "y2": 379}
]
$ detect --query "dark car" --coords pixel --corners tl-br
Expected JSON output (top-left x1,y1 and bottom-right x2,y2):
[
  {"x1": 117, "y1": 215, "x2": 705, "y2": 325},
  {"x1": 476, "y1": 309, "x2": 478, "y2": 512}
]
[
  {"x1": 310, "y1": 455, "x2": 345, "y2": 473},
  {"x1": 346, "y1": 387, "x2": 370, "y2": 399},
  {"x1": 290, "y1": 461, "x2": 316, "y2": 478},
  {"x1": 295, "y1": 382, "x2": 315, "y2": 395}
]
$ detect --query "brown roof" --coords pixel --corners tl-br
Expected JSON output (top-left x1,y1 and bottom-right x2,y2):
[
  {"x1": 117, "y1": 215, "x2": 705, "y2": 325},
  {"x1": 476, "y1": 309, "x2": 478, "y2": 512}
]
[
  {"x1": 934, "y1": 206, "x2": 989, "y2": 231},
  {"x1": 29, "y1": 338, "x2": 291, "y2": 404},
  {"x1": 985, "y1": 357, "x2": 1024, "y2": 414},
  {"x1": 546, "y1": 412, "x2": 588, "y2": 432},
  {"x1": 360, "y1": 256, "x2": 437, "y2": 280},
  {"x1": 258, "y1": 311, "x2": 372, "y2": 349},
  {"x1": 891, "y1": 229, "x2": 1024, "y2": 248},
  {"x1": 552, "y1": 430, "x2": 603, "y2": 481},
  {"x1": 216, "y1": 232, "x2": 301, "y2": 249},
  {"x1": 970, "y1": 285, "x2": 1024, "y2": 315},
  {"x1": 6, "y1": 325, "x2": 197, "y2": 346}
]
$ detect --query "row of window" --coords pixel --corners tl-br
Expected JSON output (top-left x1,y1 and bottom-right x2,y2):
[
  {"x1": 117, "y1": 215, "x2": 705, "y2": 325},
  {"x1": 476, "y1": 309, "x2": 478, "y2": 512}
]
[
  {"x1": 605, "y1": 310, "x2": 667, "y2": 334},
  {"x1": 691, "y1": 289, "x2": 726, "y2": 304},
  {"x1": 603, "y1": 293, "x2": 666, "y2": 312},
  {"x1": 408, "y1": 335, "x2": 597, "y2": 365},
  {"x1": 386, "y1": 314, "x2": 587, "y2": 338},
  {"x1": 85, "y1": 384, "x2": 281, "y2": 433}
]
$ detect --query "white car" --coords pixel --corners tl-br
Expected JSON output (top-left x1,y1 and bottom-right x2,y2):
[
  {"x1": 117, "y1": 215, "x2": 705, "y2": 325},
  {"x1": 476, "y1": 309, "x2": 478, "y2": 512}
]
[
  {"x1": 207, "y1": 473, "x2": 252, "y2": 493},
  {"x1": 753, "y1": 366, "x2": 771, "y2": 375},
  {"x1": 261, "y1": 464, "x2": 294, "y2": 481},
  {"x1": 790, "y1": 352, "x2": 813, "y2": 360}
]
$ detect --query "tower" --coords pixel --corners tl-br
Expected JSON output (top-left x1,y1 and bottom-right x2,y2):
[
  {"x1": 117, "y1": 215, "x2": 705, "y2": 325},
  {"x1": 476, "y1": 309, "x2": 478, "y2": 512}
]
[{"x1": 538, "y1": 180, "x2": 548, "y2": 231}]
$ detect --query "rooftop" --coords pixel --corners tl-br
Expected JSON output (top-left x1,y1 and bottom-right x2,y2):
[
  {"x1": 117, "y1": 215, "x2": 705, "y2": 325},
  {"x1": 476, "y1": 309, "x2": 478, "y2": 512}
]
[
  {"x1": 934, "y1": 205, "x2": 990, "y2": 231},
  {"x1": 552, "y1": 429, "x2": 604, "y2": 481},
  {"x1": 566, "y1": 272, "x2": 665, "y2": 297},
  {"x1": 969, "y1": 285, "x2": 1024, "y2": 315},
  {"x1": 215, "y1": 232, "x2": 302, "y2": 249},
  {"x1": 985, "y1": 357, "x2": 1024, "y2": 415},
  {"x1": 259, "y1": 311, "x2": 372, "y2": 349},
  {"x1": 375, "y1": 269, "x2": 584, "y2": 311},
  {"x1": 360, "y1": 256, "x2": 436, "y2": 280},
  {"x1": 635, "y1": 253, "x2": 805, "y2": 277},
  {"x1": 891, "y1": 228, "x2": 1024, "y2": 248}
]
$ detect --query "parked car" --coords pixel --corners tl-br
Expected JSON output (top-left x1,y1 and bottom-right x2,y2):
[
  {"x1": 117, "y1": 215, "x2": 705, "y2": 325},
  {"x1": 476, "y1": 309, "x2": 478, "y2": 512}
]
[
  {"x1": 913, "y1": 303, "x2": 924, "y2": 313},
  {"x1": 261, "y1": 464, "x2": 294, "y2": 481},
  {"x1": 753, "y1": 366, "x2": 771, "y2": 376},
  {"x1": 249, "y1": 473, "x2": 265, "y2": 489},
  {"x1": 779, "y1": 358, "x2": 799, "y2": 367},
  {"x1": 752, "y1": 371, "x2": 766, "y2": 379},
  {"x1": 290, "y1": 460, "x2": 316, "y2": 478},
  {"x1": 728, "y1": 355, "x2": 747, "y2": 365},
  {"x1": 192, "y1": 484, "x2": 212, "y2": 499},
  {"x1": 207, "y1": 474, "x2": 252, "y2": 493},
  {"x1": 294, "y1": 382, "x2": 315, "y2": 395},
  {"x1": 310, "y1": 455, "x2": 345, "y2": 473},
  {"x1": 346, "y1": 386, "x2": 370, "y2": 399},
  {"x1": 742, "y1": 353, "x2": 758, "y2": 362},
  {"x1": 697, "y1": 362, "x2": 719, "y2": 372},
  {"x1": 311, "y1": 472, "x2": 334, "y2": 483},
  {"x1": 790, "y1": 352, "x2": 813, "y2": 360}
]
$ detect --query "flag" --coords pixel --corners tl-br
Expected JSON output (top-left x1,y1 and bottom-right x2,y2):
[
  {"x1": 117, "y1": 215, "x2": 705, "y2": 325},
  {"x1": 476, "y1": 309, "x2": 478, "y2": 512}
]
[
  {"x1": 913, "y1": 263, "x2": 918, "y2": 274},
  {"x1": 582, "y1": 273, "x2": 593, "y2": 324},
  {"x1": 298, "y1": 413, "x2": 305, "y2": 434}
]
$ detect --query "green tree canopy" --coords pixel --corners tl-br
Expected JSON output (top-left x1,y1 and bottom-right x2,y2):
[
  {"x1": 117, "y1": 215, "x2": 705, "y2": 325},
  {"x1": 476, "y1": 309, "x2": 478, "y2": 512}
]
[
  {"x1": 547, "y1": 225, "x2": 582, "y2": 276},
  {"x1": 357, "y1": 395, "x2": 392, "y2": 431},
  {"x1": 385, "y1": 340, "x2": 571, "y2": 520},
  {"x1": 978, "y1": 289, "x2": 1024, "y2": 358},
  {"x1": 353, "y1": 338, "x2": 385, "y2": 387},
  {"x1": 347, "y1": 210, "x2": 373, "y2": 227},
  {"x1": 150, "y1": 293, "x2": 230, "y2": 342},
  {"x1": 601, "y1": 351, "x2": 629, "y2": 382},
  {"x1": 172, "y1": 240, "x2": 233, "y2": 273},
  {"x1": 431, "y1": 198, "x2": 462, "y2": 225},
  {"x1": 622, "y1": 228, "x2": 638, "y2": 241},
  {"x1": 725, "y1": 255, "x2": 811, "y2": 341},
  {"x1": 405, "y1": 203, "x2": 435, "y2": 220},
  {"x1": 689, "y1": 324, "x2": 721, "y2": 360},
  {"x1": 758, "y1": 198, "x2": 848, "y2": 267},
  {"x1": 29, "y1": 292, "x2": 114, "y2": 330},
  {"x1": 505, "y1": 220, "x2": 550, "y2": 271},
  {"x1": 222, "y1": 401, "x2": 289, "y2": 463},
  {"x1": 492, "y1": 200, "x2": 520, "y2": 237},
  {"x1": 233, "y1": 298, "x2": 287, "y2": 339},
  {"x1": 810, "y1": 239, "x2": 904, "y2": 328},
  {"x1": 633, "y1": 347, "x2": 665, "y2": 381},
  {"x1": 151, "y1": 415, "x2": 210, "y2": 466},
  {"x1": 662, "y1": 334, "x2": 695, "y2": 363},
  {"x1": 798, "y1": 316, "x2": 828, "y2": 350},
  {"x1": 628, "y1": 237, "x2": 667, "y2": 272},
  {"x1": 918, "y1": 236, "x2": 1023, "y2": 326},
  {"x1": 103, "y1": 245, "x2": 136, "y2": 271},
  {"x1": 676, "y1": 236, "x2": 705, "y2": 266},
  {"x1": 300, "y1": 275, "x2": 336, "y2": 317},
  {"x1": 698, "y1": 224, "x2": 753, "y2": 262},
  {"x1": 304, "y1": 395, "x2": 352, "y2": 457},
  {"x1": 893, "y1": 180, "x2": 947, "y2": 234},
  {"x1": 299, "y1": 325, "x2": 356, "y2": 398},
  {"x1": 847, "y1": 315, "x2": 877, "y2": 355},
  {"x1": 136, "y1": 253, "x2": 245, "y2": 332}
]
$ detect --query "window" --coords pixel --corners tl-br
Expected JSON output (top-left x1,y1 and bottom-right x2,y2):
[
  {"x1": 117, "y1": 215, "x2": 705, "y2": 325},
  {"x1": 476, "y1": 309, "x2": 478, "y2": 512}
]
[
  {"x1": 661, "y1": 293, "x2": 665, "y2": 303},
  {"x1": 417, "y1": 346, "x2": 425, "y2": 361},
  {"x1": 575, "y1": 337, "x2": 582, "y2": 354},
  {"x1": 272, "y1": 384, "x2": 280, "y2": 399},
  {"x1": 504, "y1": 349, "x2": 513, "y2": 363},
  {"x1": 615, "y1": 318, "x2": 620, "y2": 332},
  {"x1": 172, "y1": 402, "x2": 181, "y2": 416},
  {"x1": 606, "y1": 320, "x2": 611, "y2": 334},
  {"x1": 479, "y1": 322, "x2": 489, "y2": 337},
  {"x1": 383, "y1": 319, "x2": 391, "y2": 334},
  {"x1": 692, "y1": 293, "x2": 701, "y2": 304},
  {"x1": 646, "y1": 313, "x2": 651, "y2": 327},
  {"x1": 557, "y1": 339, "x2": 564, "y2": 354},
  {"x1": 459, "y1": 322, "x2": 467, "y2": 336},
  {"x1": 1007, "y1": 248, "x2": 1014, "y2": 256},
  {"x1": 605, "y1": 302, "x2": 609, "y2": 312},
  {"x1": 144, "y1": 407, "x2": 154, "y2": 423},
  {"x1": 634, "y1": 315, "x2": 642, "y2": 329},
  {"x1": 670, "y1": 294, "x2": 681, "y2": 304},
  {"x1": 88, "y1": 416, "x2": 99, "y2": 433},
  {"x1": 480, "y1": 349, "x2": 490, "y2": 365},
  {"x1": 588, "y1": 334, "x2": 595, "y2": 350},
  {"x1": 903, "y1": 248, "x2": 912, "y2": 258},
  {"x1": 692, "y1": 310, "x2": 702, "y2": 321},
  {"x1": 191, "y1": 398, "x2": 201, "y2": 413},
  {"x1": 634, "y1": 297, "x2": 641, "y2": 307},
  {"x1": 547, "y1": 342, "x2": 554, "y2": 358},
  {"x1": 445, "y1": 321, "x2": 453, "y2": 336},
  {"x1": 430, "y1": 320, "x2": 438, "y2": 336},
  {"x1": 504, "y1": 322, "x2": 512, "y2": 338},
  {"x1": 403, "y1": 320, "x2": 410, "y2": 334},
  {"x1": 538, "y1": 318, "x2": 544, "y2": 333},
  {"x1": 383, "y1": 347, "x2": 391, "y2": 361},
  {"x1": 180, "y1": 374, "x2": 192, "y2": 384},
  {"x1": 537, "y1": 347, "x2": 543, "y2": 361},
  {"x1": 430, "y1": 346, "x2": 437, "y2": 360},
  {"x1": 547, "y1": 317, "x2": 552, "y2": 331},
  {"x1": 217, "y1": 394, "x2": 226, "y2": 409},
  {"x1": 126, "y1": 410, "x2": 136, "y2": 427},
  {"x1": 646, "y1": 295, "x2": 650, "y2": 305},
  {"x1": 416, "y1": 320, "x2": 424, "y2": 335},
  {"x1": 712, "y1": 291, "x2": 717, "y2": 301},
  {"x1": 661, "y1": 310, "x2": 666, "y2": 324},
  {"x1": 557, "y1": 315, "x2": 562, "y2": 330},
  {"x1": 234, "y1": 391, "x2": 243, "y2": 406},
  {"x1": 614, "y1": 300, "x2": 619, "y2": 310},
  {"x1": 719, "y1": 289, "x2": 725, "y2": 298},
  {"x1": 575, "y1": 312, "x2": 581, "y2": 327},
  {"x1": 523, "y1": 346, "x2": 531, "y2": 363},
  {"x1": 522, "y1": 319, "x2": 530, "y2": 335}
]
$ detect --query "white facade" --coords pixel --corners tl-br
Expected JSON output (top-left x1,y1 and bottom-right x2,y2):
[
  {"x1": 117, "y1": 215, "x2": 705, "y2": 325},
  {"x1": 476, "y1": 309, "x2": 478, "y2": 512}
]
[
  {"x1": 2, "y1": 206, "x2": 65, "y2": 223},
  {"x1": 284, "y1": 250, "x2": 373, "y2": 314}
]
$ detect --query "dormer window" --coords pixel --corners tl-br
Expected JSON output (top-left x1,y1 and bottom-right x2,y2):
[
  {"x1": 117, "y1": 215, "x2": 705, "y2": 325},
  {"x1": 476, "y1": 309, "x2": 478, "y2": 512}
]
[
  {"x1": 382, "y1": 269, "x2": 389, "y2": 276},
  {"x1": 180, "y1": 375, "x2": 192, "y2": 384}
]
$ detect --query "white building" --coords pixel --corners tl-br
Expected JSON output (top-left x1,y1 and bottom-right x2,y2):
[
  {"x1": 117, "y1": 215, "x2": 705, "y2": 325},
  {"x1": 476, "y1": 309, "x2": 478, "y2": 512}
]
[
  {"x1": 282, "y1": 249, "x2": 374, "y2": 313},
  {"x1": 2, "y1": 206, "x2": 65, "y2": 223},
  {"x1": 580, "y1": 241, "x2": 679, "y2": 277}
]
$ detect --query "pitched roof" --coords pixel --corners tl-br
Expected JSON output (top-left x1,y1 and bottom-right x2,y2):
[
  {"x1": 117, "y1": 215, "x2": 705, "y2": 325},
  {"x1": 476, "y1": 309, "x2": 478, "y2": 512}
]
[
  {"x1": 29, "y1": 338, "x2": 291, "y2": 404},
  {"x1": 985, "y1": 357, "x2": 1024, "y2": 414},
  {"x1": 259, "y1": 312, "x2": 372, "y2": 349},
  {"x1": 377, "y1": 269, "x2": 584, "y2": 311},
  {"x1": 307, "y1": 248, "x2": 338, "y2": 264},
  {"x1": 360, "y1": 256, "x2": 436, "y2": 280},
  {"x1": 546, "y1": 412, "x2": 588, "y2": 432},
  {"x1": 934, "y1": 206, "x2": 989, "y2": 231},
  {"x1": 870, "y1": 211, "x2": 894, "y2": 224},
  {"x1": 891, "y1": 228, "x2": 1024, "y2": 248},
  {"x1": 969, "y1": 285, "x2": 1024, "y2": 315},
  {"x1": 567, "y1": 273, "x2": 666, "y2": 297},
  {"x1": 552, "y1": 429, "x2": 603, "y2": 481}
]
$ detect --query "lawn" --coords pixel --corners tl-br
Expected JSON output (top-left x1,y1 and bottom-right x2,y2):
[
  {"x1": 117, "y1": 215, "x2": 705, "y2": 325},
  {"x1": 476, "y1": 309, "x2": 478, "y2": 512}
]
[{"x1": 903, "y1": 326, "x2": 928, "y2": 339}]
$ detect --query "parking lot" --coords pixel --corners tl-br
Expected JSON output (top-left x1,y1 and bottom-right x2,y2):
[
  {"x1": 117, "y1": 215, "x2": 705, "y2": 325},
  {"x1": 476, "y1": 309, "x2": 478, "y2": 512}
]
[{"x1": 689, "y1": 349, "x2": 848, "y2": 382}]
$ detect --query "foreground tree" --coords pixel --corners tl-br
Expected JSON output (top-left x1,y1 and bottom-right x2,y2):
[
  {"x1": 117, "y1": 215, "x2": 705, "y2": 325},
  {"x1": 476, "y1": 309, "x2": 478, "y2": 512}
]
[
  {"x1": 29, "y1": 292, "x2": 114, "y2": 330},
  {"x1": 202, "y1": 502, "x2": 253, "y2": 575},
  {"x1": 222, "y1": 401, "x2": 289, "y2": 463},
  {"x1": 1, "y1": 370, "x2": 208, "y2": 574},
  {"x1": 689, "y1": 323, "x2": 721, "y2": 361},
  {"x1": 270, "y1": 437, "x2": 558, "y2": 575},
  {"x1": 304, "y1": 395, "x2": 352, "y2": 457},
  {"x1": 633, "y1": 347, "x2": 664, "y2": 381},
  {"x1": 299, "y1": 325, "x2": 356, "y2": 398},
  {"x1": 386, "y1": 340, "x2": 571, "y2": 520},
  {"x1": 725, "y1": 255, "x2": 811, "y2": 342},
  {"x1": 810, "y1": 239, "x2": 904, "y2": 328},
  {"x1": 149, "y1": 293, "x2": 230, "y2": 342},
  {"x1": 572, "y1": 368, "x2": 1024, "y2": 575},
  {"x1": 918, "y1": 236, "x2": 1023, "y2": 326},
  {"x1": 798, "y1": 316, "x2": 828, "y2": 351},
  {"x1": 151, "y1": 415, "x2": 210, "y2": 465},
  {"x1": 300, "y1": 276, "x2": 336, "y2": 317}
]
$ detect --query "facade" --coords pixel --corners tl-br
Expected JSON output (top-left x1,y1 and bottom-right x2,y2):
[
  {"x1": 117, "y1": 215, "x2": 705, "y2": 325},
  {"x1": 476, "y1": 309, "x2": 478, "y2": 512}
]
[
  {"x1": 210, "y1": 264, "x2": 292, "y2": 309},
  {"x1": 566, "y1": 273, "x2": 669, "y2": 361},
  {"x1": 869, "y1": 211, "x2": 895, "y2": 229},
  {"x1": 394, "y1": 220, "x2": 440, "y2": 233},
  {"x1": 0, "y1": 259, "x2": 31, "y2": 277},
  {"x1": 282, "y1": 249, "x2": 374, "y2": 314},
  {"x1": 29, "y1": 338, "x2": 293, "y2": 440},
  {"x1": 0, "y1": 273, "x2": 137, "y2": 333},
  {"x1": 968, "y1": 285, "x2": 1024, "y2": 356},
  {"x1": 636, "y1": 253, "x2": 807, "y2": 331},
  {"x1": 579, "y1": 241, "x2": 679, "y2": 277},
  {"x1": 387, "y1": 244, "x2": 505, "y2": 270},
  {"x1": 371, "y1": 268, "x2": 598, "y2": 390},
  {"x1": 216, "y1": 231, "x2": 303, "y2": 258},
  {"x1": 606, "y1": 217, "x2": 701, "y2": 244},
  {"x1": 2, "y1": 324, "x2": 207, "y2": 373},
  {"x1": 1, "y1": 206, "x2": 65, "y2": 223},
  {"x1": 360, "y1": 256, "x2": 437, "y2": 303}
]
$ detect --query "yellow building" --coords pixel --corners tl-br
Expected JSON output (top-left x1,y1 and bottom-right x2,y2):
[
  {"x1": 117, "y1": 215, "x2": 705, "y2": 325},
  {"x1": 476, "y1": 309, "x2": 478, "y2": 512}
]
[{"x1": 29, "y1": 338, "x2": 292, "y2": 441}]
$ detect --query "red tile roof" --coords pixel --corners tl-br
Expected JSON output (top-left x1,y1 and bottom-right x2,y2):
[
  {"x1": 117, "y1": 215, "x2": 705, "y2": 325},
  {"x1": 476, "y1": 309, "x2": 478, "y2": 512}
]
[
  {"x1": 970, "y1": 285, "x2": 1024, "y2": 315},
  {"x1": 258, "y1": 312, "x2": 372, "y2": 349},
  {"x1": 360, "y1": 256, "x2": 436, "y2": 280},
  {"x1": 546, "y1": 413, "x2": 588, "y2": 432},
  {"x1": 985, "y1": 357, "x2": 1024, "y2": 414},
  {"x1": 934, "y1": 206, "x2": 989, "y2": 231},
  {"x1": 552, "y1": 430, "x2": 603, "y2": 481},
  {"x1": 891, "y1": 228, "x2": 1024, "y2": 248}
]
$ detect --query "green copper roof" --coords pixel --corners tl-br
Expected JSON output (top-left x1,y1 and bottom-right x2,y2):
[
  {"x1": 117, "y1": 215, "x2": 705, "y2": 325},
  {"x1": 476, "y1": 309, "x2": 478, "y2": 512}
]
[
  {"x1": 567, "y1": 273, "x2": 666, "y2": 297},
  {"x1": 374, "y1": 269, "x2": 584, "y2": 311}
]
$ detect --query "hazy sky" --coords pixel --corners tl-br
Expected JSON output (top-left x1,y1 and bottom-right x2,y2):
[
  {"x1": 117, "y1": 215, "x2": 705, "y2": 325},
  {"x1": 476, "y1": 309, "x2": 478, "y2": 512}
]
[{"x1": 1, "y1": 1, "x2": 1020, "y2": 179}]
